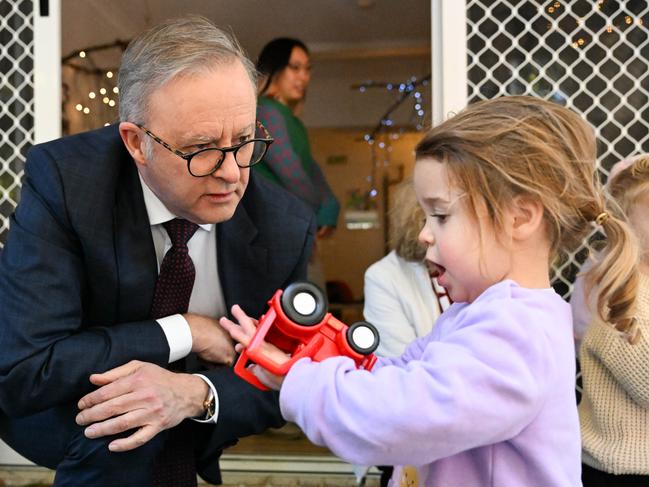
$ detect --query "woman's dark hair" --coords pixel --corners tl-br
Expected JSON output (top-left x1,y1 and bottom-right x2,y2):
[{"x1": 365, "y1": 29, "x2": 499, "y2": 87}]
[{"x1": 256, "y1": 37, "x2": 309, "y2": 95}]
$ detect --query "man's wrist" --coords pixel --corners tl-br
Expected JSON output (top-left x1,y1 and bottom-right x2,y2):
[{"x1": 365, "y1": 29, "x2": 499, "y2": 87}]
[
  {"x1": 202, "y1": 388, "x2": 215, "y2": 419},
  {"x1": 192, "y1": 373, "x2": 219, "y2": 423}
]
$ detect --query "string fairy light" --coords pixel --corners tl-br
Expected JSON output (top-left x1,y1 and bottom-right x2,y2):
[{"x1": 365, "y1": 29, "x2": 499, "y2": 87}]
[
  {"x1": 62, "y1": 39, "x2": 129, "y2": 124},
  {"x1": 350, "y1": 74, "x2": 431, "y2": 209}
]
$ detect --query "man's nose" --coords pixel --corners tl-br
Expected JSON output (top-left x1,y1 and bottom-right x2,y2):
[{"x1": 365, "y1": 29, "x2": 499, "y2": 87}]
[{"x1": 211, "y1": 152, "x2": 240, "y2": 183}]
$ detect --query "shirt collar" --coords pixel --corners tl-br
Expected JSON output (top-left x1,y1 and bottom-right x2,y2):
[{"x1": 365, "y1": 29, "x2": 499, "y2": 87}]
[{"x1": 138, "y1": 172, "x2": 212, "y2": 232}]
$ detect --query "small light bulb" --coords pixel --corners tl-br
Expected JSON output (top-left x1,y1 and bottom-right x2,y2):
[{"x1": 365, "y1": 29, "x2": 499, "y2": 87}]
[
  {"x1": 83, "y1": 107, "x2": 90, "y2": 114},
  {"x1": 75, "y1": 104, "x2": 83, "y2": 111},
  {"x1": 79, "y1": 51, "x2": 86, "y2": 58},
  {"x1": 112, "y1": 87, "x2": 119, "y2": 94},
  {"x1": 106, "y1": 71, "x2": 113, "y2": 78},
  {"x1": 88, "y1": 92, "x2": 96, "y2": 99},
  {"x1": 108, "y1": 100, "x2": 116, "y2": 107},
  {"x1": 99, "y1": 88, "x2": 107, "y2": 95},
  {"x1": 103, "y1": 97, "x2": 109, "y2": 104}
]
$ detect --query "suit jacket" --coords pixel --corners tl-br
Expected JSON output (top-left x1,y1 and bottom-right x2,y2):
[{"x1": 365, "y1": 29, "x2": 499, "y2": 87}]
[{"x1": 0, "y1": 124, "x2": 315, "y2": 442}]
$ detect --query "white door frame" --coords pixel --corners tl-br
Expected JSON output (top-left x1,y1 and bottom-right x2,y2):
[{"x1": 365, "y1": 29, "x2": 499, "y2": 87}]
[{"x1": 431, "y1": 0, "x2": 468, "y2": 125}]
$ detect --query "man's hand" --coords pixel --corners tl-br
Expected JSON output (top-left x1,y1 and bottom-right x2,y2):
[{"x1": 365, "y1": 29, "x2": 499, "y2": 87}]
[
  {"x1": 219, "y1": 305, "x2": 287, "y2": 390},
  {"x1": 184, "y1": 314, "x2": 236, "y2": 365},
  {"x1": 76, "y1": 360, "x2": 208, "y2": 452}
]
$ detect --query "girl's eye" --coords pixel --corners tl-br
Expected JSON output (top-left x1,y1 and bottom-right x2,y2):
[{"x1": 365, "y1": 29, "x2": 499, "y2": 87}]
[{"x1": 432, "y1": 214, "x2": 448, "y2": 223}]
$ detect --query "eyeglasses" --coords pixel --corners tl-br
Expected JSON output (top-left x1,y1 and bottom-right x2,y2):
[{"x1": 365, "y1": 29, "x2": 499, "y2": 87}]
[{"x1": 135, "y1": 121, "x2": 274, "y2": 177}]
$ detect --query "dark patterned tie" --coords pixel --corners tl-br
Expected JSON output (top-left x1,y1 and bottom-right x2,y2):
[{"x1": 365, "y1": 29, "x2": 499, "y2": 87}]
[
  {"x1": 151, "y1": 218, "x2": 199, "y2": 487},
  {"x1": 150, "y1": 218, "x2": 199, "y2": 319}
]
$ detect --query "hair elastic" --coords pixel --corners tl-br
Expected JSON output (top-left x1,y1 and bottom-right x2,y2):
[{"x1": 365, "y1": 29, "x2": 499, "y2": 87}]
[{"x1": 595, "y1": 212, "x2": 609, "y2": 225}]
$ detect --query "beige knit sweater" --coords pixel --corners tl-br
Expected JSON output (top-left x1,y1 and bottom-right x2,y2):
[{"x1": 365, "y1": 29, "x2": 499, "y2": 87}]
[{"x1": 578, "y1": 271, "x2": 649, "y2": 474}]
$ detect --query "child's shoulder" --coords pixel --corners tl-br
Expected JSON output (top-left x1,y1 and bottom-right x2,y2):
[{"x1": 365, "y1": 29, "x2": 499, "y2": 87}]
[
  {"x1": 477, "y1": 279, "x2": 566, "y2": 310},
  {"x1": 442, "y1": 280, "x2": 570, "y2": 334}
]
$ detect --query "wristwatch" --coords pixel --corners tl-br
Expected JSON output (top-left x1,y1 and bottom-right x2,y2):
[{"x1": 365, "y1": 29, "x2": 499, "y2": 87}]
[{"x1": 202, "y1": 389, "x2": 215, "y2": 420}]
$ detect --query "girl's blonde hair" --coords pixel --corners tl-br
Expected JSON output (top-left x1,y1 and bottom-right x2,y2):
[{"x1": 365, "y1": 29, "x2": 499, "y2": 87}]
[
  {"x1": 389, "y1": 178, "x2": 427, "y2": 262},
  {"x1": 607, "y1": 155, "x2": 649, "y2": 215},
  {"x1": 415, "y1": 95, "x2": 639, "y2": 340}
]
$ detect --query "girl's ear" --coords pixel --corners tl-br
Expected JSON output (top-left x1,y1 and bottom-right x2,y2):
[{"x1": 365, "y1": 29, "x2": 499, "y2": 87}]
[
  {"x1": 118, "y1": 122, "x2": 147, "y2": 166},
  {"x1": 510, "y1": 195, "x2": 545, "y2": 241}
]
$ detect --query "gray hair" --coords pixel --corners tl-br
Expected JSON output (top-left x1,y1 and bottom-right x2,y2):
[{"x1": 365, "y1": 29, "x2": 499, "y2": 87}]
[{"x1": 118, "y1": 15, "x2": 257, "y2": 124}]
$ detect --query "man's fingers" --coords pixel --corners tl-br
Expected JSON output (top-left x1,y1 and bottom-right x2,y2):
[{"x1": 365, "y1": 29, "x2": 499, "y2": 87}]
[
  {"x1": 108, "y1": 424, "x2": 158, "y2": 452},
  {"x1": 88, "y1": 363, "x2": 137, "y2": 386},
  {"x1": 76, "y1": 391, "x2": 140, "y2": 425},
  {"x1": 78, "y1": 371, "x2": 139, "y2": 411},
  {"x1": 89, "y1": 360, "x2": 142, "y2": 386},
  {"x1": 82, "y1": 407, "x2": 148, "y2": 438}
]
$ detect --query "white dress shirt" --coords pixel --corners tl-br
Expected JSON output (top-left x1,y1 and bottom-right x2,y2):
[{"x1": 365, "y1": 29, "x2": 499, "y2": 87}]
[{"x1": 139, "y1": 174, "x2": 225, "y2": 423}]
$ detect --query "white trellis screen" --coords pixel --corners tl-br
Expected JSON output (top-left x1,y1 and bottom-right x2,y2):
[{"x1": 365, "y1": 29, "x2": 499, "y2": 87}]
[
  {"x1": 462, "y1": 0, "x2": 649, "y2": 299},
  {"x1": 0, "y1": 0, "x2": 59, "y2": 249},
  {"x1": 0, "y1": 0, "x2": 34, "y2": 246}
]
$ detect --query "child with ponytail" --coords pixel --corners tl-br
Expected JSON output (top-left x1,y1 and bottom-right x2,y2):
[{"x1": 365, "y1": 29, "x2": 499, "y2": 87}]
[
  {"x1": 221, "y1": 96, "x2": 639, "y2": 487},
  {"x1": 577, "y1": 155, "x2": 649, "y2": 486}
]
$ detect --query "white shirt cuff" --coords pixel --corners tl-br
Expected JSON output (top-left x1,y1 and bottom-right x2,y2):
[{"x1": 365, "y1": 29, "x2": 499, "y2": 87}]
[
  {"x1": 157, "y1": 314, "x2": 192, "y2": 363},
  {"x1": 192, "y1": 374, "x2": 219, "y2": 424}
]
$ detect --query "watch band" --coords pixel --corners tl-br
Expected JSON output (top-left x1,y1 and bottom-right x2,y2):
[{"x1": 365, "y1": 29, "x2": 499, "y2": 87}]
[{"x1": 202, "y1": 389, "x2": 215, "y2": 420}]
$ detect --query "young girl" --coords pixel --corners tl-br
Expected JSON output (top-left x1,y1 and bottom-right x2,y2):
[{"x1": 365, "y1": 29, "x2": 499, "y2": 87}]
[
  {"x1": 577, "y1": 155, "x2": 649, "y2": 486},
  {"x1": 221, "y1": 96, "x2": 639, "y2": 486}
]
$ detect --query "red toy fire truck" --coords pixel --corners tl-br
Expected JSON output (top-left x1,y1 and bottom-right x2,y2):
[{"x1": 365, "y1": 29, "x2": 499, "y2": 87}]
[{"x1": 234, "y1": 281, "x2": 380, "y2": 390}]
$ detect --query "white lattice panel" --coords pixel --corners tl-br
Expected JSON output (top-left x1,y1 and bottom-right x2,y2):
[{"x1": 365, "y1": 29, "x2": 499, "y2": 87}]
[
  {"x1": 466, "y1": 0, "x2": 649, "y2": 298},
  {"x1": 0, "y1": 0, "x2": 34, "y2": 247}
]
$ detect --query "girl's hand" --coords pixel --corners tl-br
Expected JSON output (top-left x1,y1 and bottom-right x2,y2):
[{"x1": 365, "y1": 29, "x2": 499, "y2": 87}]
[{"x1": 219, "y1": 304, "x2": 289, "y2": 390}]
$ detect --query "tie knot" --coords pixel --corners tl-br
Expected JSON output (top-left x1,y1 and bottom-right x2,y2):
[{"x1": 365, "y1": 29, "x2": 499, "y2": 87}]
[{"x1": 163, "y1": 218, "x2": 199, "y2": 247}]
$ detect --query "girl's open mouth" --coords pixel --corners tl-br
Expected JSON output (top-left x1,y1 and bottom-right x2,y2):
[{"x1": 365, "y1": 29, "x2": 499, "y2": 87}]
[{"x1": 426, "y1": 261, "x2": 446, "y2": 279}]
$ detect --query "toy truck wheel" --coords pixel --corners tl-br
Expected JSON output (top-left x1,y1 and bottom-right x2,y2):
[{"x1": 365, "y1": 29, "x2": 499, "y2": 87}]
[
  {"x1": 347, "y1": 321, "x2": 380, "y2": 355},
  {"x1": 281, "y1": 281, "x2": 328, "y2": 326}
]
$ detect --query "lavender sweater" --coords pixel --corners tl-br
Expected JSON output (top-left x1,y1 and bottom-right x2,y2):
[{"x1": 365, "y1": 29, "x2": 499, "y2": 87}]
[{"x1": 280, "y1": 280, "x2": 581, "y2": 486}]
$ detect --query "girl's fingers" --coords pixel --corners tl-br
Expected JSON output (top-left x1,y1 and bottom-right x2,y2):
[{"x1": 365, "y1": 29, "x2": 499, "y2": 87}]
[
  {"x1": 219, "y1": 317, "x2": 252, "y2": 347},
  {"x1": 230, "y1": 304, "x2": 259, "y2": 334}
]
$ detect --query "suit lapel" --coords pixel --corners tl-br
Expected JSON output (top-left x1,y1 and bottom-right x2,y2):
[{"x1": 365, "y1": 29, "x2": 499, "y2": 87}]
[
  {"x1": 113, "y1": 161, "x2": 158, "y2": 322},
  {"x1": 218, "y1": 203, "x2": 271, "y2": 317}
]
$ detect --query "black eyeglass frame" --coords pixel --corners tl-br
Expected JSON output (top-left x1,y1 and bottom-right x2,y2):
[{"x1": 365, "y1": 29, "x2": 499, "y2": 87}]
[{"x1": 135, "y1": 121, "x2": 274, "y2": 177}]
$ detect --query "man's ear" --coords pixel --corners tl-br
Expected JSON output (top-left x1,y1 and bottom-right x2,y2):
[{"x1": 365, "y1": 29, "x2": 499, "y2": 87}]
[
  {"x1": 119, "y1": 122, "x2": 147, "y2": 166},
  {"x1": 510, "y1": 194, "x2": 545, "y2": 241}
]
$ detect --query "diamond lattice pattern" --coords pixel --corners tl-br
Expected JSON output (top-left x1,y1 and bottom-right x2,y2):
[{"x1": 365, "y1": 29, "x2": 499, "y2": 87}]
[
  {"x1": 0, "y1": 0, "x2": 33, "y2": 247},
  {"x1": 467, "y1": 0, "x2": 649, "y2": 299}
]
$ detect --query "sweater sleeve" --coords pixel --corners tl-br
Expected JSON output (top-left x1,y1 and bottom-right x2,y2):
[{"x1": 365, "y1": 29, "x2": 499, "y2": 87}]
[
  {"x1": 584, "y1": 319, "x2": 649, "y2": 407},
  {"x1": 279, "y1": 298, "x2": 552, "y2": 467},
  {"x1": 256, "y1": 103, "x2": 320, "y2": 208}
]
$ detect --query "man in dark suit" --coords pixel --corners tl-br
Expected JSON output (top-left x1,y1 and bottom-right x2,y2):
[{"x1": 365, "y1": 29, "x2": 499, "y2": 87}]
[{"x1": 0, "y1": 16, "x2": 315, "y2": 487}]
